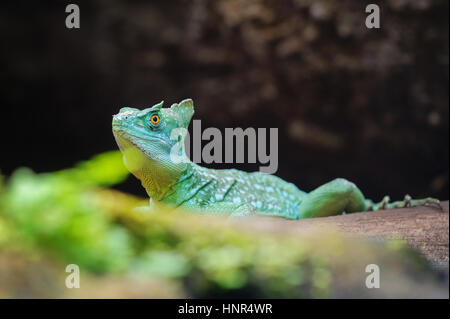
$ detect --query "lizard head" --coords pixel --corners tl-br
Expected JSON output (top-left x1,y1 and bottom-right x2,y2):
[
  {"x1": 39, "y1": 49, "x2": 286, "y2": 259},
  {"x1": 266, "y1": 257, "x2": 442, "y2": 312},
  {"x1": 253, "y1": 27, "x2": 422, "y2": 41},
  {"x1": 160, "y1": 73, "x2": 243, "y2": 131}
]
[{"x1": 112, "y1": 99, "x2": 194, "y2": 198}]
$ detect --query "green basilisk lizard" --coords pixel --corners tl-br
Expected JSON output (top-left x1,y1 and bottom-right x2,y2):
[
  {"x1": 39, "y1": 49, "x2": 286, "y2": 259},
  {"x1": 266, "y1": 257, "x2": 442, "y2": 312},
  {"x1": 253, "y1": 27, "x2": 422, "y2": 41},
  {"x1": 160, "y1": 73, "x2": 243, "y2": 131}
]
[{"x1": 112, "y1": 99, "x2": 440, "y2": 219}]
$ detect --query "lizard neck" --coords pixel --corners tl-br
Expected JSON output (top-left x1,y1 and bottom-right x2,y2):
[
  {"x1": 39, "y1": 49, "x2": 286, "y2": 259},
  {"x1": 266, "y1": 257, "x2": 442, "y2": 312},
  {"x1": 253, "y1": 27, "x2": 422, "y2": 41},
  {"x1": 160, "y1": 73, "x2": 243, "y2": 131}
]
[
  {"x1": 141, "y1": 158, "x2": 193, "y2": 201},
  {"x1": 120, "y1": 140, "x2": 190, "y2": 200},
  {"x1": 139, "y1": 163, "x2": 186, "y2": 200}
]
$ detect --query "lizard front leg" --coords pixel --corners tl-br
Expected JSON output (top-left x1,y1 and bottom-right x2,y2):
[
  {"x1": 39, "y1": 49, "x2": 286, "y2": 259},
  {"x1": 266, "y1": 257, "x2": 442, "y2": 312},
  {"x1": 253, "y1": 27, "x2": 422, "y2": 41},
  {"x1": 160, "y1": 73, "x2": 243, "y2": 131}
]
[
  {"x1": 133, "y1": 198, "x2": 170, "y2": 213},
  {"x1": 204, "y1": 203, "x2": 256, "y2": 219},
  {"x1": 228, "y1": 204, "x2": 256, "y2": 219},
  {"x1": 173, "y1": 200, "x2": 256, "y2": 218}
]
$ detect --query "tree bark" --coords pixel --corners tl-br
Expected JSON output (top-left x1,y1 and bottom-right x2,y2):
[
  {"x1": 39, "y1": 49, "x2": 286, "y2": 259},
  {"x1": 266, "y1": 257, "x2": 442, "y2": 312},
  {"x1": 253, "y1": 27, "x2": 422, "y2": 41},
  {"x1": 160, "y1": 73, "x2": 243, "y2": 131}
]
[{"x1": 248, "y1": 201, "x2": 449, "y2": 268}]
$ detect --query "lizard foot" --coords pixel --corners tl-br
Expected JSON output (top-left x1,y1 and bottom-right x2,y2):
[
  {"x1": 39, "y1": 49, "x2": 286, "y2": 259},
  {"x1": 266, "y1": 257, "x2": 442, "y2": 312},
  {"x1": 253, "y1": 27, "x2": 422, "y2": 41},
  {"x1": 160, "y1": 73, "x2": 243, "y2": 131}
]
[
  {"x1": 371, "y1": 194, "x2": 442, "y2": 211},
  {"x1": 404, "y1": 195, "x2": 443, "y2": 211},
  {"x1": 374, "y1": 194, "x2": 443, "y2": 211},
  {"x1": 367, "y1": 195, "x2": 390, "y2": 211}
]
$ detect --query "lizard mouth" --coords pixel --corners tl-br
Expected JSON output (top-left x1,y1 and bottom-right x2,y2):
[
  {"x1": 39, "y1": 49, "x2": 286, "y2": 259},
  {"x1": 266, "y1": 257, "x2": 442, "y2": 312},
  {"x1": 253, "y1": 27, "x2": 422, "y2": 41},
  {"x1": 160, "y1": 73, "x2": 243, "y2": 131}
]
[{"x1": 112, "y1": 125, "x2": 173, "y2": 148}]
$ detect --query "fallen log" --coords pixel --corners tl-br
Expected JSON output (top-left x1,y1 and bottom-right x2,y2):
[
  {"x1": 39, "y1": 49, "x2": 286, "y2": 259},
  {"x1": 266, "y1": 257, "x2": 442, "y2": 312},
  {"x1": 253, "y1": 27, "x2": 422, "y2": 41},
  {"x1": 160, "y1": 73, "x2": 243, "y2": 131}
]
[{"x1": 246, "y1": 201, "x2": 449, "y2": 268}]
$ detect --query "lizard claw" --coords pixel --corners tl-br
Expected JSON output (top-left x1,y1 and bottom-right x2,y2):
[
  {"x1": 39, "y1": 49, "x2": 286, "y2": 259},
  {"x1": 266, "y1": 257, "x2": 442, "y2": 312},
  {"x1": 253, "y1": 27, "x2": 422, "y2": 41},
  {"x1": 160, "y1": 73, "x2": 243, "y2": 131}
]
[
  {"x1": 379, "y1": 195, "x2": 390, "y2": 210},
  {"x1": 403, "y1": 194, "x2": 412, "y2": 208},
  {"x1": 422, "y1": 197, "x2": 443, "y2": 211}
]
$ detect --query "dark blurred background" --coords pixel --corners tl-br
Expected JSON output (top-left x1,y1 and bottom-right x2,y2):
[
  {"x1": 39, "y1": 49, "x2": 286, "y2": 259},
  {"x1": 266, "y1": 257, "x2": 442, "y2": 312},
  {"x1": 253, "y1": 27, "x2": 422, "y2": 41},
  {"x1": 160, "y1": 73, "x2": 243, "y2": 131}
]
[{"x1": 0, "y1": 0, "x2": 448, "y2": 200}]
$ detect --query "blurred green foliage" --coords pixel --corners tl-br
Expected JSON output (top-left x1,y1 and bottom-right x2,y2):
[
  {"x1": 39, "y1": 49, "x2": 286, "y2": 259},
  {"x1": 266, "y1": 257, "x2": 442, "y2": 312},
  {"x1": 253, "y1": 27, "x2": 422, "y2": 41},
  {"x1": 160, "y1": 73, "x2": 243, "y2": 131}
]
[
  {"x1": 0, "y1": 152, "x2": 443, "y2": 298},
  {"x1": 0, "y1": 152, "x2": 132, "y2": 273}
]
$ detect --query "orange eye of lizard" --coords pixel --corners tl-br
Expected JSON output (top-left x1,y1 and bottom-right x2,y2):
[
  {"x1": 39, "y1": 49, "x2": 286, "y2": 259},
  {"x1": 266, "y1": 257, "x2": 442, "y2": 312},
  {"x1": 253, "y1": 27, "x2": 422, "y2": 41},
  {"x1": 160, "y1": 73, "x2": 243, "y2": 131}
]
[{"x1": 150, "y1": 114, "x2": 160, "y2": 125}]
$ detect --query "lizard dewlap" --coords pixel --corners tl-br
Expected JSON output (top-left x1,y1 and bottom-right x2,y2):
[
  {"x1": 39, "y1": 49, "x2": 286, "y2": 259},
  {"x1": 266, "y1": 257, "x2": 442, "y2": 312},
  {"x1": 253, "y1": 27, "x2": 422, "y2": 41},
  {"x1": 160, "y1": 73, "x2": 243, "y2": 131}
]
[{"x1": 112, "y1": 99, "x2": 440, "y2": 219}]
